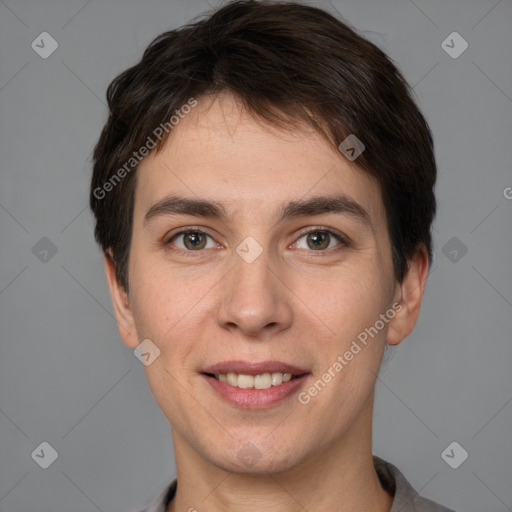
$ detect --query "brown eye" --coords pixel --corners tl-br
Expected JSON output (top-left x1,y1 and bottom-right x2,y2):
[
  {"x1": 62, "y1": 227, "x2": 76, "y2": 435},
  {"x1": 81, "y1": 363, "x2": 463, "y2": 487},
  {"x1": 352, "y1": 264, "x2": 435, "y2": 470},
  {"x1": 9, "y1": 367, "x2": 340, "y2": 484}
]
[
  {"x1": 183, "y1": 232, "x2": 207, "y2": 250},
  {"x1": 306, "y1": 231, "x2": 329, "y2": 250},
  {"x1": 294, "y1": 230, "x2": 345, "y2": 251},
  {"x1": 169, "y1": 230, "x2": 216, "y2": 251}
]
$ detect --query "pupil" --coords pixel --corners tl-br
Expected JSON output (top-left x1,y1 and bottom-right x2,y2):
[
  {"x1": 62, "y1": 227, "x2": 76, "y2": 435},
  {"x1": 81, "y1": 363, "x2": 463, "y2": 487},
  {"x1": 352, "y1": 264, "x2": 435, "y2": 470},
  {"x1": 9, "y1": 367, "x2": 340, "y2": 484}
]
[
  {"x1": 308, "y1": 231, "x2": 328, "y2": 250},
  {"x1": 186, "y1": 232, "x2": 205, "y2": 249}
]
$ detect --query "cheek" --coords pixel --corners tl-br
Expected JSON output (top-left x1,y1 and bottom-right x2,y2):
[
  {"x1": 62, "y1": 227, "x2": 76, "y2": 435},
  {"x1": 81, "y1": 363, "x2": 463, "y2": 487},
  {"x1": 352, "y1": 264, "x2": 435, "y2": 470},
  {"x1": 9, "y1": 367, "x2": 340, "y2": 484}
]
[
  {"x1": 128, "y1": 249, "x2": 189, "y2": 335},
  {"x1": 128, "y1": 252, "x2": 215, "y2": 368},
  {"x1": 301, "y1": 290, "x2": 389, "y2": 432},
  {"x1": 128, "y1": 259, "x2": 208, "y2": 425},
  {"x1": 299, "y1": 265, "x2": 391, "y2": 397},
  {"x1": 302, "y1": 265, "x2": 391, "y2": 345}
]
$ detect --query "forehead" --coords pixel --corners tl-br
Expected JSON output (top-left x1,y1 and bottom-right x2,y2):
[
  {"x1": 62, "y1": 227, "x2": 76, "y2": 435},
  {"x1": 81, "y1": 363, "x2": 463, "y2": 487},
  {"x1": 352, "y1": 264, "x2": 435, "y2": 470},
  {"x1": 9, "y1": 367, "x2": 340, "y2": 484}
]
[{"x1": 134, "y1": 93, "x2": 385, "y2": 228}]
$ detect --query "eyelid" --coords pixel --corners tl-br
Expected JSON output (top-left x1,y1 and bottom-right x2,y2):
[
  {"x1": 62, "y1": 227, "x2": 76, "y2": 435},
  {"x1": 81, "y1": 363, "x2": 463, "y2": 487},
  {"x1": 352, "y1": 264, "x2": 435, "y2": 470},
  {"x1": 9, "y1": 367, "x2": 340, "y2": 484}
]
[
  {"x1": 165, "y1": 226, "x2": 221, "y2": 251},
  {"x1": 165, "y1": 225, "x2": 349, "y2": 253},
  {"x1": 293, "y1": 225, "x2": 350, "y2": 247},
  {"x1": 165, "y1": 226, "x2": 217, "y2": 243}
]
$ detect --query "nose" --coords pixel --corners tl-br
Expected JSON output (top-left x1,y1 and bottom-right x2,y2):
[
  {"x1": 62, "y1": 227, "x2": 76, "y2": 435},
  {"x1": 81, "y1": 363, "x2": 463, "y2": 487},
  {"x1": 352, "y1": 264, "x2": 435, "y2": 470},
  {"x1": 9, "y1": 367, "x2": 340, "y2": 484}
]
[{"x1": 215, "y1": 241, "x2": 293, "y2": 339}]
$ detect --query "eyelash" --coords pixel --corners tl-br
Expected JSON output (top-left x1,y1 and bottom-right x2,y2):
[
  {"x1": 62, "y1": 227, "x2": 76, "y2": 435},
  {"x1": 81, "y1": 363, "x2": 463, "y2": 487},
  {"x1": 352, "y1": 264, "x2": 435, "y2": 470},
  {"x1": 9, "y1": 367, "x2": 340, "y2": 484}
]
[{"x1": 164, "y1": 226, "x2": 349, "y2": 256}]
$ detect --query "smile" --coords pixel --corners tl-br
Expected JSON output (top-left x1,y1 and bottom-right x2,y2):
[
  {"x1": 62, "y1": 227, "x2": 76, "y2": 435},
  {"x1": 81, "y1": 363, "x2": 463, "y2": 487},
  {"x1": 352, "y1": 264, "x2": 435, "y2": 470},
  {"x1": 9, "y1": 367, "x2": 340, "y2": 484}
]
[
  {"x1": 200, "y1": 361, "x2": 310, "y2": 409},
  {"x1": 208, "y1": 372, "x2": 300, "y2": 389}
]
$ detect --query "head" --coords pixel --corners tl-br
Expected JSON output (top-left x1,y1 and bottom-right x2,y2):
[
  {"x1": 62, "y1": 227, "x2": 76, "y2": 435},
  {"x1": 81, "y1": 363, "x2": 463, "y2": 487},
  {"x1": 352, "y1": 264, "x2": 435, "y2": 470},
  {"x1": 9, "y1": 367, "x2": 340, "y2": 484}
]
[{"x1": 90, "y1": 0, "x2": 435, "y2": 474}]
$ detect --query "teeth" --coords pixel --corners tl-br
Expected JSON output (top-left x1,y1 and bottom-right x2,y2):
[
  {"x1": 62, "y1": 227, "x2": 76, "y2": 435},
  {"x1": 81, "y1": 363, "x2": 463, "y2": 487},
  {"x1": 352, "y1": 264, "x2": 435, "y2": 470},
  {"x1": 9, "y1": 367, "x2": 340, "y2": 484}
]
[
  {"x1": 238, "y1": 374, "x2": 254, "y2": 389},
  {"x1": 226, "y1": 372, "x2": 238, "y2": 387},
  {"x1": 254, "y1": 373, "x2": 271, "y2": 389},
  {"x1": 271, "y1": 372, "x2": 283, "y2": 386},
  {"x1": 213, "y1": 372, "x2": 296, "y2": 389}
]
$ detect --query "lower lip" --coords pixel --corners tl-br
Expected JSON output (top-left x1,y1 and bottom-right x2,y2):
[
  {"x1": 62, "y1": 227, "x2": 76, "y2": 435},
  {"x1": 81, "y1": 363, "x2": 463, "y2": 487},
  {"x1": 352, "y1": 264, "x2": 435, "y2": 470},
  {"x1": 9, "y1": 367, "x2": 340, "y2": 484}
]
[{"x1": 202, "y1": 374, "x2": 309, "y2": 409}]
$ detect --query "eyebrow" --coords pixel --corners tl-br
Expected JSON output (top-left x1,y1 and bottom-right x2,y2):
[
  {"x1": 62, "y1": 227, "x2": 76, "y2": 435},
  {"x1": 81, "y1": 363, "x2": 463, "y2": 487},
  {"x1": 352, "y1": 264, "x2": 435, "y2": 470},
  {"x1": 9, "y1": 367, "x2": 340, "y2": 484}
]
[{"x1": 144, "y1": 194, "x2": 373, "y2": 229}]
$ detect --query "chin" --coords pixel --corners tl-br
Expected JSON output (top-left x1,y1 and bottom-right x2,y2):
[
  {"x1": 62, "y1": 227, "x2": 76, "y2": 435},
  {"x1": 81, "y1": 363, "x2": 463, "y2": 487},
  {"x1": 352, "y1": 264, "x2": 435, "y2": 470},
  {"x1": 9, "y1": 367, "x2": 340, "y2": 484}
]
[
  {"x1": 205, "y1": 437, "x2": 308, "y2": 475},
  {"x1": 221, "y1": 453, "x2": 299, "y2": 475}
]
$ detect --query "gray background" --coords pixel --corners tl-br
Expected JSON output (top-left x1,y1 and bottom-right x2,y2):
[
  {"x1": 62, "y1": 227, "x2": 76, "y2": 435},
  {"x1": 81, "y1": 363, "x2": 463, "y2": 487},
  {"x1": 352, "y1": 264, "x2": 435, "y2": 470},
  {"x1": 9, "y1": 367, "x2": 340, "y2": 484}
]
[{"x1": 0, "y1": 0, "x2": 511, "y2": 511}]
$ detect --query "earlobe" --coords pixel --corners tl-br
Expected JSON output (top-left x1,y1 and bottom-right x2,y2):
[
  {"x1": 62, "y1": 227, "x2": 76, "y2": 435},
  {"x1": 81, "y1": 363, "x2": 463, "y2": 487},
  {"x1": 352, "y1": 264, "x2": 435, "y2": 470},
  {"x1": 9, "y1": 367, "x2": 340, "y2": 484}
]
[
  {"x1": 103, "y1": 251, "x2": 139, "y2": 348},
  {"x1": 386, "y1": 245, "x2": 429, "y2": 346}
]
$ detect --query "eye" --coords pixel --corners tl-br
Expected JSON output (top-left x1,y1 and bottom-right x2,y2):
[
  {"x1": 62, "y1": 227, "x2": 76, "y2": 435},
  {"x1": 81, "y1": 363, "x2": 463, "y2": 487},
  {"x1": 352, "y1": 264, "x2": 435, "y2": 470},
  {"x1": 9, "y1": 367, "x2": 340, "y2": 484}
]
[
  {"x1": 165, "y1": 227, "x2": 348, "y2": 253},
  {"x1": 292, "y1": 229, "x2": 346, "y2": 251},
  {"x1": 167, "y1": 230, "x2": 219, "y2": 251}
]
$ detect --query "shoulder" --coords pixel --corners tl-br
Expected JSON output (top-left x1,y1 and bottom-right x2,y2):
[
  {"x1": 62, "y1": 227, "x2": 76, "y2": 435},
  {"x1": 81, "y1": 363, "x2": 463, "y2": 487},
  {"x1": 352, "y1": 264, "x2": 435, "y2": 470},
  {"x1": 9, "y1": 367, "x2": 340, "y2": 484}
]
[
  {"x1": 136, "y1": 479, "x2": 177, "y2": 512},
  {"x1": 373, "y1": 455, "x2": 458, "y2": 512}
]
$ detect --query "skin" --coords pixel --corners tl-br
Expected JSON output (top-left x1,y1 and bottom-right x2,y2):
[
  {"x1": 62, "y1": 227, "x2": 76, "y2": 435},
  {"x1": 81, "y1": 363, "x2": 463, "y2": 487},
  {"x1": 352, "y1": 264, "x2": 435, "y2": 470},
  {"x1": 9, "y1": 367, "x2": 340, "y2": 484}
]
[{"x1": 104, "y1": 92, "x2": 429, "y2": 512}]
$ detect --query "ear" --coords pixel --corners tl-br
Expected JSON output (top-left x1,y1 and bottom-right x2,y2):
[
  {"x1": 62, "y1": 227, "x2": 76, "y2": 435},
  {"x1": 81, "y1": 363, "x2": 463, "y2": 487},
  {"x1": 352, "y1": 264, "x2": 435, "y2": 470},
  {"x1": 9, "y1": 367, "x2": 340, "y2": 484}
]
[
  {"x1": 103, "y1": 250, "x2": 139, "y2": 349},
  {"x1": 386, "y1": 244, "x2": 430, "y2": 345}
]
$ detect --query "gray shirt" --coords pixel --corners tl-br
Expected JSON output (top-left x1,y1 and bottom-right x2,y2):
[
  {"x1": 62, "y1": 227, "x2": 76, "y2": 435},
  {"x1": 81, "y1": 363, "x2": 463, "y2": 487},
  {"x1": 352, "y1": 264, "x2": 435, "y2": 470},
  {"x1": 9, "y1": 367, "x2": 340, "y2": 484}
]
[{"x1": 138, "y1": 455, "x2": 456, "y2": 512}]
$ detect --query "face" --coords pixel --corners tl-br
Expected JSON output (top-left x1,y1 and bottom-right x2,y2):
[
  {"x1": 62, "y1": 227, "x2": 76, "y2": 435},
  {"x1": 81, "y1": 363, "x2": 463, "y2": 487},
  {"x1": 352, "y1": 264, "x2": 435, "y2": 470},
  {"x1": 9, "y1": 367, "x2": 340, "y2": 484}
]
[{"x1": 106, "y1": 92, "x2": 425, "y2": 475}]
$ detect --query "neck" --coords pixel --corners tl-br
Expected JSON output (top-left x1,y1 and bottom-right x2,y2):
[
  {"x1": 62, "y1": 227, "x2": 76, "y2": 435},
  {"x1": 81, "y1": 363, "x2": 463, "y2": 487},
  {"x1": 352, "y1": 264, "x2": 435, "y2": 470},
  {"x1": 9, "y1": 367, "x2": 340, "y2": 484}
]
[{"x1": 167, "y1": 399, "x2": 393, "y2": 512}]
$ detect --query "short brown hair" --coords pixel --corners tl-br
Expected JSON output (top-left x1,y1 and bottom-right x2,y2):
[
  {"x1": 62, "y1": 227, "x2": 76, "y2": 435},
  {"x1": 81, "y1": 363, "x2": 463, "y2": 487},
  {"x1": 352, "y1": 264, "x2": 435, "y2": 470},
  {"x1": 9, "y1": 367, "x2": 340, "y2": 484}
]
[{"x1": 90, "y1": 0, "x2": 436, "y2": 292}]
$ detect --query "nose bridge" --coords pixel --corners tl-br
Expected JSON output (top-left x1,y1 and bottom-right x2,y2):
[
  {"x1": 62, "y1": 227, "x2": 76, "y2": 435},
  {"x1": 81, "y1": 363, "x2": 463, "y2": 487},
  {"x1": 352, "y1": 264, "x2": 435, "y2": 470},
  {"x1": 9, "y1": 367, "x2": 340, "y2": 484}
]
[
  {"x1": 217, "y1": 235, "x2": 292, "y2": 335},
  {"x1": 233, "y1": 238, "x2": 273, "y2": 297}
]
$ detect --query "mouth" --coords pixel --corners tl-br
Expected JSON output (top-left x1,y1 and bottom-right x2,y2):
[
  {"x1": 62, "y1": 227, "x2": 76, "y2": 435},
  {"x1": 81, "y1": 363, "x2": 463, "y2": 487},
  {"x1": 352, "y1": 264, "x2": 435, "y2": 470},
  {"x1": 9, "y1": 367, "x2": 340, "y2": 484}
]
[
  {"x1": 203, "y1": 371, "x2": 304, "y2": 389},
  {"x1": 200, "y1": 361, "x2": 311, "y2": 409}
]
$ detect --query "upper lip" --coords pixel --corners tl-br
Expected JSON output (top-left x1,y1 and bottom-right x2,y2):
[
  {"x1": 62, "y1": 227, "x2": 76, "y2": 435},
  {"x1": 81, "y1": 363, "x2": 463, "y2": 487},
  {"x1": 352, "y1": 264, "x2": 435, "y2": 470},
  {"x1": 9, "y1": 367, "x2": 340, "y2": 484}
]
[{"x1": 202, "y1": 360, "x2": 310, "y2": 376}]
